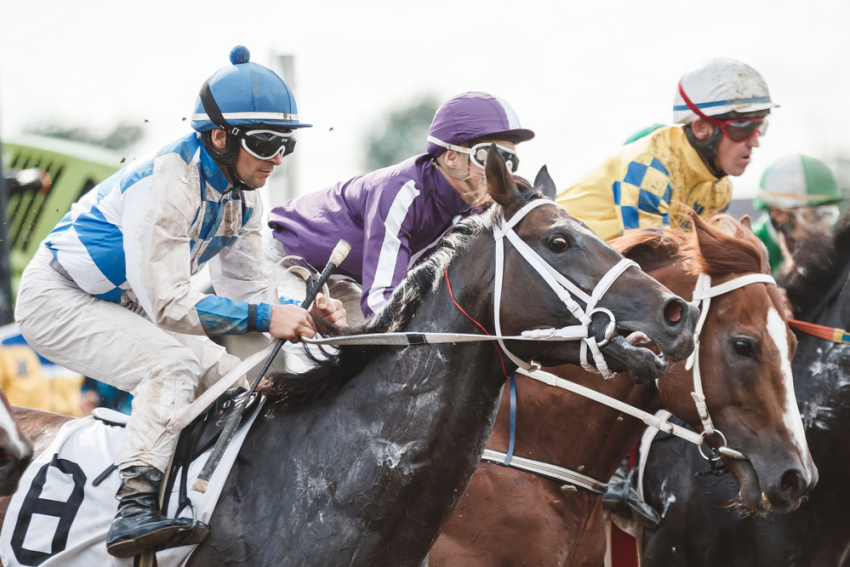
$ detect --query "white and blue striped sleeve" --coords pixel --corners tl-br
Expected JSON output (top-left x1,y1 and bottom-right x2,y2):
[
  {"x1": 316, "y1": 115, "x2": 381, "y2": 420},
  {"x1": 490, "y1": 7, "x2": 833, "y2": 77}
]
[{"x1": 121, "y1": 170, "x2": 272, "y2": 336}]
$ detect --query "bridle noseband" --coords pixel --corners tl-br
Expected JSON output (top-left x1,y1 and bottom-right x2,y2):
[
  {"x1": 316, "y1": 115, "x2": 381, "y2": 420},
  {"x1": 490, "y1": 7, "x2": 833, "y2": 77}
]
[{"x1": 492, "y1": 199, "x2": 638, "y2": 379}]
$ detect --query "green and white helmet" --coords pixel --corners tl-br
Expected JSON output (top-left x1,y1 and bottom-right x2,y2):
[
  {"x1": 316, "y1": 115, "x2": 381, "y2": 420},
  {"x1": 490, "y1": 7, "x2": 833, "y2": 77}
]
[{"x1": 755, "y1": 155, "x2": 844, "y2": 210}]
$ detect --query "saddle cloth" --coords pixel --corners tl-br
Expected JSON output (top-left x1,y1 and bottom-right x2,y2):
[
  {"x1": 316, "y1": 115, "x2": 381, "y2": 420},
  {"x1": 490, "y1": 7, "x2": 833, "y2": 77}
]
[{"x1": 0, "y1": 398, "x2": 264, "y2": 567}]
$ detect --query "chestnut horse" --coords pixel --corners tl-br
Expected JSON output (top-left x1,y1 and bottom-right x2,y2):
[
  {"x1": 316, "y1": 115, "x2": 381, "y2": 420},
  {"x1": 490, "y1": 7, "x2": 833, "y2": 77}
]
[
  {"x1": 638, "y1": 211, "x2": 850, "y2": 567},
  {"x1": 431, "y1": 214, "x2": 817, "y2": 567},
  {"x1": 0, "y1": 149, "x2": 697, "y2": 567}
]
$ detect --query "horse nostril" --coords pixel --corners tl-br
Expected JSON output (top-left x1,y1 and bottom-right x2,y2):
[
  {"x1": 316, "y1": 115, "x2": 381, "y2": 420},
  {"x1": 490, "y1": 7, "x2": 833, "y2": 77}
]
[
  {"x1": 663, "y1": 298, "x2": 684, "y2": 326},
  {"x1": 781, "y1": 469, "x2": 803, "y2": 496}
]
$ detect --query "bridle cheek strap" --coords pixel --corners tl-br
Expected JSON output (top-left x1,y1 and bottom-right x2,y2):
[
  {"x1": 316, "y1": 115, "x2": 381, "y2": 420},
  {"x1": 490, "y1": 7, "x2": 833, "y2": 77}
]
[
  {"x1": 684, "y1": 272, "x2": 775, "y2": 443},
  {"x1": 492, "y1": 198, "x2": 639, "y2": 379}
]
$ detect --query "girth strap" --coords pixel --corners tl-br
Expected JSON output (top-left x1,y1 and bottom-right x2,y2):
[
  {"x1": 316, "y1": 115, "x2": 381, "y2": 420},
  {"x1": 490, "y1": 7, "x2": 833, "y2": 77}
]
[{"x1": 481, "y1": 449, "x2": 608, "y2": 494}]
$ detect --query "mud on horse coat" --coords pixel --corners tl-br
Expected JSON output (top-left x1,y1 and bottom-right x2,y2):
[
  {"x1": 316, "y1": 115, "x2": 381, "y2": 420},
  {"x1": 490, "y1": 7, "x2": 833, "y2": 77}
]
[
  {"x1": 430, "y1": 213, "x2": 816, "y2": 567},
  {"x1": 639, "y1": 211, "x2": 850, "y2": 567},
  {"x1": 0, "y1": 149, "x2": 694, "y2": 566}
]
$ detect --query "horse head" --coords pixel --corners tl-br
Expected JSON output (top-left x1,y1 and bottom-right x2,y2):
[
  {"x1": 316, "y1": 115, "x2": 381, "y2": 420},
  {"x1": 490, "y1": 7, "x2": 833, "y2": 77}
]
[
  {"x1": 643, "y1": 214, "x2": 817, "y2": 514},
  {"x1": 0, "y1": 391, "x2": 33, "y2": 495},
  {"x1": 482, "y1": 146, "x2": 697, "y2": 384}
]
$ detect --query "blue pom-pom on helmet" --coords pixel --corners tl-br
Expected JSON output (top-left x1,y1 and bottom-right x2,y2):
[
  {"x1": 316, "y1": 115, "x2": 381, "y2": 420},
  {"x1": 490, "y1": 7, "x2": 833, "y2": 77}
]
[
  {"x1": 229, "y1": 45, "x2": 251, "y2": 65},
  {"x1": 191, "y1": 46, "x2": 311, "y2": 133}
]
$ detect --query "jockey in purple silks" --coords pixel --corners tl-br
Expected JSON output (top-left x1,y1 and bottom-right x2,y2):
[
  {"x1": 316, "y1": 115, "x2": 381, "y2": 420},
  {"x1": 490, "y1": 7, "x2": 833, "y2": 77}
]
[{"x1": 265, "y1": 92, "x2": 535, "y2": 326}]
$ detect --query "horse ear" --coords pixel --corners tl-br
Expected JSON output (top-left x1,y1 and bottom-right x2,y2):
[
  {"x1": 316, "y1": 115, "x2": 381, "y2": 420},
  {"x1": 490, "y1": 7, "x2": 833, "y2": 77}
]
[
  {"x1": 533, "y1": 165, "x2": 557, "y2": 200},
  {"x1": 739, "y1": 214, "x2": 753, "y2": 231},
  {"x1": 485, "y1": 144, "x2": 519, "y2": 208}
]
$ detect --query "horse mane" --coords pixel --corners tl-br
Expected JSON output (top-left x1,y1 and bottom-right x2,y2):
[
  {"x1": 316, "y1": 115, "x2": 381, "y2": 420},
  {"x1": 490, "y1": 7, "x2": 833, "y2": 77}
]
[
  {"x1": 259, "y1": 176, "x2": 543, "y2": 407},
  {"x1": 780, "y1": 208, "x2": 850, "y2": 317},
  {"x1": 611, "y1": 211, "x2": 766, "y2": 278},
  {"x1": 679, "y1": 212, "x2": 767, "y2": 277}
]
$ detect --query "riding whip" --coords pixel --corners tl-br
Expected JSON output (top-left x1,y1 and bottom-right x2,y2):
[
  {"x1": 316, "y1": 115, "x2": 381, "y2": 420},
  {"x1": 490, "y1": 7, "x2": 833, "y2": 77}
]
[{"x1": 193, "y1": 239, "x2": 351, "y2": 493}]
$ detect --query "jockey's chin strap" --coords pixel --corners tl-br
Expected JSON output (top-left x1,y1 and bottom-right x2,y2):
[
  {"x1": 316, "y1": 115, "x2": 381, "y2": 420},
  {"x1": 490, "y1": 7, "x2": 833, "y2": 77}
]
[
  {"x1": 684, "y1": 272, "x2": 776, "y2": 460},
  {"x1": 492, "y1": 199, "x2": 639, "y2": 379}
]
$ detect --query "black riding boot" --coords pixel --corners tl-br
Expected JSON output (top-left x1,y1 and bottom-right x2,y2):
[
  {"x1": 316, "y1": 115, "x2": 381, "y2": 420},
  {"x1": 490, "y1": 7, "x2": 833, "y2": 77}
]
[
  {"x1": 602, "y1": 459, "x2": 661, "y2": 529},
  {"x1": 106, "y1": 466, "x2": 209, "y2": 558}
]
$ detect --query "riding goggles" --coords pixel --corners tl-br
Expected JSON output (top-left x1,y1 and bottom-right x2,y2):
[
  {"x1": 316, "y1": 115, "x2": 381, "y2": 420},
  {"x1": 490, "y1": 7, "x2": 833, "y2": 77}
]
[
  {"x1": 426, "y1": 136, "x2": 520, "y2": 172},
  {"x1": 677, "y1": 81, "x2": 768, "y2": 142},
  {"x1": 715, "y1": 118, "x2": 768, "y2": 142},
  {"x1": 790, "y1": 204, "x2": 840, "y2": 228},
  {"x1": 234, "y1": 129, "x2": 296, "y2": 160},
  {"x1": 467, "y1": 143, "x2": 520, "y2": 173}
]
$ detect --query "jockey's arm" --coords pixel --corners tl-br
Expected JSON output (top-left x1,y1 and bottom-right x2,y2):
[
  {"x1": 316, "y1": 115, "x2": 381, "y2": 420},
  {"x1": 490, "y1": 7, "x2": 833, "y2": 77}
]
[
  {"x1": 360, "y1": 179, "x2": 419, "y2": 317},
  {"x1": 121, "y1": 175, "x2": 303, "y2": 338},
  {"x1": 614, "y1": 156, "x2": 674, "y2": 237}
]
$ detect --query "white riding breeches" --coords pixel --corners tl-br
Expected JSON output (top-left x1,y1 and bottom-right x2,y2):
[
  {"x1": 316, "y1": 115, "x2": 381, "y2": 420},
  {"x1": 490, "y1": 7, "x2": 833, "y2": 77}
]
[{"x1": 15, "y1": 246, "x2": 248, "y2": 472}]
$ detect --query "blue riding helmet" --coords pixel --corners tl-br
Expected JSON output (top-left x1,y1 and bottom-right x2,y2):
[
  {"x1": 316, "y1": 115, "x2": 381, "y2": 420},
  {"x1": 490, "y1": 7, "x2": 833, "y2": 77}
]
[{"x1": 191, "y1": 46, "x2": 312, "y2": 133}]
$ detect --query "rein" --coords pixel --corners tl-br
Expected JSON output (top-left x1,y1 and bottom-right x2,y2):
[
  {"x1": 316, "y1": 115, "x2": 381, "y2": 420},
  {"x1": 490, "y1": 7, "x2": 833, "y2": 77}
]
[
  {"x1": 303, "y1": 199, "x2": 640, "y2": 380},
  {"x1": 787, "y1": 319, "x2": 850, "y2": 344},
  {"x1": 484, "y1": 271, "x2": 778, "y2": 493}
]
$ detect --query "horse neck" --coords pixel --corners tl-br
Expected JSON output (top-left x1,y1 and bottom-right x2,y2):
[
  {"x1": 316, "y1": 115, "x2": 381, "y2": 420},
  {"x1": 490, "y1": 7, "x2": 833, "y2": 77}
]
[
  {"x1": 487, "y1": 369, "x2": 661, "y2": 483},
  {"x1": 791, "y1": 252, "x2": 850, "y2": 437}
]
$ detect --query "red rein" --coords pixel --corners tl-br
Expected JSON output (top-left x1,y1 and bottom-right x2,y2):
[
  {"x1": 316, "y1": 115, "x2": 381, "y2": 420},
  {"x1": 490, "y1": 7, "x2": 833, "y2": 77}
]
[{"x1": 444, "y1": 268, "x2": 509, "y2": 379}]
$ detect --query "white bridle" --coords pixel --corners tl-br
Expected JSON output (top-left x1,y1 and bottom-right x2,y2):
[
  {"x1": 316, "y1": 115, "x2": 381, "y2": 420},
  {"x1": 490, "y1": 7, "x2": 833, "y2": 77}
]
[
  {"x1": 684, "y1": 272, "x2": 776, "y2": 459},
  {"x1": 492, "y1": 199, "x2": 639, "y2": 379},
  {"x1": 518, "y1": 270, "x2": 777, "y2": 462}
]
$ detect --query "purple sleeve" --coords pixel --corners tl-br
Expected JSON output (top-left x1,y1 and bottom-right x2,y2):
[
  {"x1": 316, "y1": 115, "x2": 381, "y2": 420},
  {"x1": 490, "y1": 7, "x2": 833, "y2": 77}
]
[{"x1": 360, "y1": 178, "x2": 422, "y2": 316}]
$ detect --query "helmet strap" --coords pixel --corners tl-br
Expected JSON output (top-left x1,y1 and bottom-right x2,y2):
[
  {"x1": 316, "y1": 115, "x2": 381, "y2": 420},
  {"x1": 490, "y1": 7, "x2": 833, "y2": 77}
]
[
  {"x1": 435, "y1": 155, "x2": 479, "y2": 197},
  {"x1": 685, "y1": 124, "x2": 726, "y2": 178}
]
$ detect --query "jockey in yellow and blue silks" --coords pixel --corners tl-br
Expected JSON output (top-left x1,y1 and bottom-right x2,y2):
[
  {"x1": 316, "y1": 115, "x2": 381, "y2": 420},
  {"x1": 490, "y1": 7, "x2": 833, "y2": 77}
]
[{"x1": 557, "y1": 58, "x2": 777, "y2": 241}]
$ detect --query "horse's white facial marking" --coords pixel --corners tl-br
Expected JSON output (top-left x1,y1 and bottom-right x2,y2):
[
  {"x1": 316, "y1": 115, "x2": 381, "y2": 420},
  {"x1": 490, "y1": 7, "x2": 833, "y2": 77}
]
[
  {"x1": 766, "y1": 307, "x2": 811, "y2": 480},
  {"x1": 0, "y1": 401, "x2": 28, "y2": 459}
]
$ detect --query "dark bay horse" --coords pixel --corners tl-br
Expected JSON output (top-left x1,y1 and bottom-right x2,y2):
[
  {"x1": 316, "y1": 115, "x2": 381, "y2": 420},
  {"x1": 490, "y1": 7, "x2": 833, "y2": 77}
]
[
  {"x1": 0, "y1": 393, "x2": 32, "y2": 495},
  {"x1": 0, "y1": 149, "x2": 696, "y2": 566},
  {"x1": 638, "y1": 211, "x2": 850, "y2": 567},
  {"x1": 430, "y1": 213, "x2": 817, "y2": 567}
]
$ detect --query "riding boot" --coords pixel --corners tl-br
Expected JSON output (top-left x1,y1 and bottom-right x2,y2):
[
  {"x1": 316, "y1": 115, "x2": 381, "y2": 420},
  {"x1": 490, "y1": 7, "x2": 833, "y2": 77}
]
[
  {"x1": 602, "y1": 459, "x2": 661, "y2": 529},
  {"x1": 106, "y1": 466, "x2": 209, "y2": 558}
]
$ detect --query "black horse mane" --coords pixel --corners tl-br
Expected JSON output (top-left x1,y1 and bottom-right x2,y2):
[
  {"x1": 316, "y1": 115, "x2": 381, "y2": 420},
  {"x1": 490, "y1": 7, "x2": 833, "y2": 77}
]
[
  {"x1": 259, "y1": 177, "x2": 543, "y2": 406},
  {"x1": 780, "y1": 209, "x2": 850, "y2": 318}
]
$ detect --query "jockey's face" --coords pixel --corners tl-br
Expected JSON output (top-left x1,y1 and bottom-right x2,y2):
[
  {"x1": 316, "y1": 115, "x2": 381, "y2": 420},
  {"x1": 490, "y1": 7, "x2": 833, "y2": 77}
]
[
  {"x1": 716, "y1": 129, "x2": 761, "y2": 177},
  {"x1": 209, "y1": 128, "x2": 284, "y2": 189},
  {"x1": 234, "y1": 146, "x2": 282, "y2": 189},
  {"x1": 457, "y1": 139, "x2": 517, "y2": 205}
]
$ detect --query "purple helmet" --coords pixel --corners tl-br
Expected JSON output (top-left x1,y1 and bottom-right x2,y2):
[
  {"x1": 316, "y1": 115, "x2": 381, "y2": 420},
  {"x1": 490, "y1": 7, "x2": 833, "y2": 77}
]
[{"x1": 426, "y1": 92, "x2": 535, "y2": 157}]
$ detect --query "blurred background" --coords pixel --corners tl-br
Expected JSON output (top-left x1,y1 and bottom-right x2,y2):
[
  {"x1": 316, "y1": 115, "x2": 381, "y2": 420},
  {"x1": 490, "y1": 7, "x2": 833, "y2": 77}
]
[{"x1": 3, "y1": 0, "x2": 849, "y2": 205}]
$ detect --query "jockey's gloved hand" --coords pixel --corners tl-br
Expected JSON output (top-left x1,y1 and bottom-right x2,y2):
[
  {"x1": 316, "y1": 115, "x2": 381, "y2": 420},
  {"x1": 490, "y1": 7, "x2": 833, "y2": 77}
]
[{"x1": 311, "y1": 293, "x2": 347, "y2": 327}]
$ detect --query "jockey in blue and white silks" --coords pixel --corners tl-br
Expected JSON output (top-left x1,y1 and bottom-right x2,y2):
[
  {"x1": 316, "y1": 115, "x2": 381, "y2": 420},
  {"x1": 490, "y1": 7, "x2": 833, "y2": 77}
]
[
  {"x1": 15, "y1": 46, "x2": 345, "y2": 559},
  {"x1": 266, "y1": 91, "x2": 535, "y2": 322},
  {"x1": 44, "y1": 132, "x2": 276, "y2": 335}
]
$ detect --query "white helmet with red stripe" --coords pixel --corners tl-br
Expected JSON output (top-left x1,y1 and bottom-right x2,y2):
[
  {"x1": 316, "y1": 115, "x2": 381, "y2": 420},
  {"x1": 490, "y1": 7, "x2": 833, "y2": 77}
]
[{"x1": 673, "y1": 58, "x2": 778, "y2": 125}]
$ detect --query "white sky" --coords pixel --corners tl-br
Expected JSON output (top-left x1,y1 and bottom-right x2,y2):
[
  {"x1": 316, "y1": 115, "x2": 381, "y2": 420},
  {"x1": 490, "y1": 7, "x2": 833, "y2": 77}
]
[{"x1": 2, "y1": 0, "x2": 849, "y2": 201}]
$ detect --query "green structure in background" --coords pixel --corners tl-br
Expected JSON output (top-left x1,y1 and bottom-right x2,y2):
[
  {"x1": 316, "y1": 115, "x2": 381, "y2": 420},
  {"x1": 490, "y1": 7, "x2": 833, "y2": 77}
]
[{"x1": 2, "y1": 135, "x2": 121, "y2": 297}]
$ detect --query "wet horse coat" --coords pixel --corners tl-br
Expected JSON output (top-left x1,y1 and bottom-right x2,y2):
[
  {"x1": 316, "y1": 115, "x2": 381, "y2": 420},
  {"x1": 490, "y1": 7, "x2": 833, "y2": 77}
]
[
  {"x1": 0, "y1": 152, "x2": 696, "y2": 567},
  {"x1": 431, "y1": 214, "x2": 816, "y2": 567}
]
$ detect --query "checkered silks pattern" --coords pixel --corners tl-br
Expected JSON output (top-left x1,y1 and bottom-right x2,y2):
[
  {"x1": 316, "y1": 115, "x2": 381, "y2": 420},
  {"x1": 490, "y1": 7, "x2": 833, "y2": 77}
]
[{"x1": 612, "y1": 156, "x2": 673, "y2": 232}]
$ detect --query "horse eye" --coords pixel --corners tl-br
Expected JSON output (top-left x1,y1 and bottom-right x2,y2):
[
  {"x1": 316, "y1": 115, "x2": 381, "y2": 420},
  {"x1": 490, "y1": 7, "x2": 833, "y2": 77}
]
[
  {"x1": 548, "y1": 237, "x2": 569, "y2": 252},
  {"x1": 733, "y1": 339, "x2": 756, "y2": 357}
]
